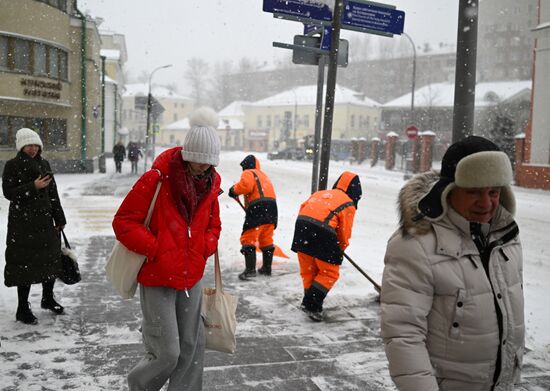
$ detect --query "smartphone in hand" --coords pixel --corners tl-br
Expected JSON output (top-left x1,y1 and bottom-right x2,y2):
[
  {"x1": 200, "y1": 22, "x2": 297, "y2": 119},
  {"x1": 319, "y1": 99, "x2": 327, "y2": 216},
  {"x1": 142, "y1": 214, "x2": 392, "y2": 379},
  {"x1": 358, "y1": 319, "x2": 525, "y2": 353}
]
[{"x1": 43, "y1": 171, "x2": 54, "y2": 178}]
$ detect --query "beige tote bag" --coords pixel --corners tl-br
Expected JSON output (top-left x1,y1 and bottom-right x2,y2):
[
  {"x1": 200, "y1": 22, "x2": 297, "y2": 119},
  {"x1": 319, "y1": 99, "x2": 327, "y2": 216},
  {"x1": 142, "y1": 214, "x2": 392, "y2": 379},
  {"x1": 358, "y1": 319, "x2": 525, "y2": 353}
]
[
  {"x1": 201, "y1": 251, "x2": 238, "y2": 353},
  {"x1": 105, "y1": 174, "x2": 162, "y2": 299}
]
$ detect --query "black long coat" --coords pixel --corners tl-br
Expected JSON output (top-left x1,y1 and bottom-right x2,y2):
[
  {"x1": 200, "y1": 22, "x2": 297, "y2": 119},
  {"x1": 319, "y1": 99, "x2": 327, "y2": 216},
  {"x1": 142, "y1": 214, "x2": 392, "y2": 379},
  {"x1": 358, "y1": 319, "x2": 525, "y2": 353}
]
[{"x1": 2, "y1": 151, "x2": 67, "y2": 287}]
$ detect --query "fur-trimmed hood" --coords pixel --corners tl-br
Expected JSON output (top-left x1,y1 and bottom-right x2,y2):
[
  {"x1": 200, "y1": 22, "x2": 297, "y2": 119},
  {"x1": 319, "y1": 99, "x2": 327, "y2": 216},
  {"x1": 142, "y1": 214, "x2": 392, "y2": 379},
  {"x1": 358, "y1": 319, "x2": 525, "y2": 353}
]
[{"x1": 398, "y1": 171, "x2": 516, "y2": 236}]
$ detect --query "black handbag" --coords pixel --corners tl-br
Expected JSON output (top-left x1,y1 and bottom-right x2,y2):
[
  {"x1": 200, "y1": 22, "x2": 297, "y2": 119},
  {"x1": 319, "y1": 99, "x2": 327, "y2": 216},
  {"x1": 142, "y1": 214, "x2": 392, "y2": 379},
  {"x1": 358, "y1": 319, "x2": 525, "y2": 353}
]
[{"x1": 59, "y1": 230, "x2": 81, "y2": 285}]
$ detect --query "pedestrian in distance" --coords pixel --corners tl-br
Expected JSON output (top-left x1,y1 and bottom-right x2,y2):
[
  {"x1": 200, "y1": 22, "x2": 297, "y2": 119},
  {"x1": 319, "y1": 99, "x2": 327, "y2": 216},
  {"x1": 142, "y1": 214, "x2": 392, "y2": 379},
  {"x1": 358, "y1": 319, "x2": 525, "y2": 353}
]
[
  {"x1": 380, "y1": 136, "x2": 524, "y2": 391},
  {"x1": 228, "y1": 154, "x2": 278, "y2": 280},
  {"x1": 112, "y1": 140, "x2": 126, "y2": 173},
  {"x1": 127, "y1": 141, "x2": 143, "y2": 175},
  {"x1": 113, "y1": 107, "x2": 222, "y2": 391},
  {"x1": 2, "y1": 128, "x2": 67, "y2": 325},
  {"x1": 291, "y1": 171, "x2": 362, "y2": 321}
]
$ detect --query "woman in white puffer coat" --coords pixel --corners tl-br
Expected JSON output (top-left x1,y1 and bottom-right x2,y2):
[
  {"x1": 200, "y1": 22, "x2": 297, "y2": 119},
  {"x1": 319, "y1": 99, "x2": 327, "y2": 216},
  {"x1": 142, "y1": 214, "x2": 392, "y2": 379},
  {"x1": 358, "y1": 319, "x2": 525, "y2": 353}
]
[{"x1": 381, "y1": 136, "x2": 524, "y2": 391}]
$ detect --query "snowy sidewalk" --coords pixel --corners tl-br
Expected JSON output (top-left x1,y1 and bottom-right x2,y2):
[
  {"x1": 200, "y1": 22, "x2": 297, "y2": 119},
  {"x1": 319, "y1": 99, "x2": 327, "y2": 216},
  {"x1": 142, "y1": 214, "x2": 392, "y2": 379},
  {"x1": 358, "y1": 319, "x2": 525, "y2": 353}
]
[{"x1": 1, "y1": 163, "x2": 550, "y2": 390}]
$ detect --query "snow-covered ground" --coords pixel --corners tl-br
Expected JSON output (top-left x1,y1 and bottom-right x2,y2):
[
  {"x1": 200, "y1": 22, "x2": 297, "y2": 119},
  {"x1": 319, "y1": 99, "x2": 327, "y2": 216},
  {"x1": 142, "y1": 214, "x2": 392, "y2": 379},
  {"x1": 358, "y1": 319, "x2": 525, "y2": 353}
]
[{"x1": 0, "y1": 150, "x2": 549, "y2": 388}]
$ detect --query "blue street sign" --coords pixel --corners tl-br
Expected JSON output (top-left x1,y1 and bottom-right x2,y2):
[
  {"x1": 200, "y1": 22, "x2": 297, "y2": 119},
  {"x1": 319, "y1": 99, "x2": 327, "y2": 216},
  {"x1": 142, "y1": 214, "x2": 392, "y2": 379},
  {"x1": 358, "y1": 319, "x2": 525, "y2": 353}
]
[
  {"x1": 303, "y1": 24, "x2": 332, "y2": 51},
  {"x1": 342, "y1": 0, "x2": 404, "y2": 36},
  {"x1": 263, "y1": 0, "x2": 332, "y2": 25}
]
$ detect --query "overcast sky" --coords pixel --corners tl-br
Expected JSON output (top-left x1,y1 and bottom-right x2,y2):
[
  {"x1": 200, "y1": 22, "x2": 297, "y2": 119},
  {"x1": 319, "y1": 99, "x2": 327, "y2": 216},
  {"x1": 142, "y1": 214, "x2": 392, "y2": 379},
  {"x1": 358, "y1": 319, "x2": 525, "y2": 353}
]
[{"x1": 79, "y1": 0, "x2": 459, "y2": 91}]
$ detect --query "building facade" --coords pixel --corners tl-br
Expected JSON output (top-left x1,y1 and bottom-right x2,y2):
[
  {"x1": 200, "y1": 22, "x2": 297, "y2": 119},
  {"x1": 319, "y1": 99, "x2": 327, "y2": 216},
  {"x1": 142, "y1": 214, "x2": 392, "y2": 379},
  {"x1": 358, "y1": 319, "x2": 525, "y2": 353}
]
[
  {"x1": 478, "y1": 0, "x2": 538, "y2": 81},
  {"x1": 243, "y1": 85, "x2": 381, "y2": 152},
  {"x1": 515, "y1": 0, "x2": 550, "y2": 190},
  {"x1": 100, "y1": 31, "x2": 127, "y2": 156},
  {"x1": 122, "y1": 84, "x2": 194, "y2": 146},
  {"x1": 0, "y1": 0, "x2": 103, "y2": 172}
]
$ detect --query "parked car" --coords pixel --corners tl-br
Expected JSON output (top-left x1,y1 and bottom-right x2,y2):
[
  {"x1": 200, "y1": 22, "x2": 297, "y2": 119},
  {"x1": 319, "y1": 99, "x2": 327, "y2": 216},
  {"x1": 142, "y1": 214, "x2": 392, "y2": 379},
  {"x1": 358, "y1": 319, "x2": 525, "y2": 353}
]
[{"x1": 267, "y1": 147, "x2": 305, "y2": 160}]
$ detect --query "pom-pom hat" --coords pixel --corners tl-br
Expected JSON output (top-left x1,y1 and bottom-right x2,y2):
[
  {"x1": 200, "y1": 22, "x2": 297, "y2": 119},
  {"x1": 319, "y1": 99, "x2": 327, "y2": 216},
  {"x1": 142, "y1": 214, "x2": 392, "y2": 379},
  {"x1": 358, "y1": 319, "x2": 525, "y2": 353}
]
[
  {"x1": 16, "y1": 128, "x2": 43, "y2": 151},
  {"x1": 181, "y1": 107, "x2": 221, "y2": 166}
]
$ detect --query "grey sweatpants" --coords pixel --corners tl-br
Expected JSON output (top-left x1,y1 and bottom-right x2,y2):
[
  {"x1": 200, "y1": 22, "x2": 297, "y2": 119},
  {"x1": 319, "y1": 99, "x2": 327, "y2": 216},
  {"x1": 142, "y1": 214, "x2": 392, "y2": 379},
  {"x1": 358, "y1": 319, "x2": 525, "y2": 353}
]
[{"x1": 128, "y1": 282, "x2": 205, "y2": 391}]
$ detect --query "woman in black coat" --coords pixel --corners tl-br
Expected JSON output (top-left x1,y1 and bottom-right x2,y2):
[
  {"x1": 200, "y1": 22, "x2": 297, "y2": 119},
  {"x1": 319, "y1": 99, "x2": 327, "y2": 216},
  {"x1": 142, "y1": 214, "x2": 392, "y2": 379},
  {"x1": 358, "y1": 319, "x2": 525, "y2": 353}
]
[{"x1": 2, "y1": 128, "x2": 67, "y2": 325}]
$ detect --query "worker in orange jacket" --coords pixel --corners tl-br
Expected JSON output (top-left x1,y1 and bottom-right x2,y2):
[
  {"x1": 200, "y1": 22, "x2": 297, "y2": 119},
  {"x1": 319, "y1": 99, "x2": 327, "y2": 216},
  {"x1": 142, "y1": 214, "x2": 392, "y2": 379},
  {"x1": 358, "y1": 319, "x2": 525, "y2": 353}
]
[
  {"x1": 291, "y1": 171, "x2": 362, "y2": 321},
  {"x1": 229, "y1": 155, "x2": 278, "y2": 280}
]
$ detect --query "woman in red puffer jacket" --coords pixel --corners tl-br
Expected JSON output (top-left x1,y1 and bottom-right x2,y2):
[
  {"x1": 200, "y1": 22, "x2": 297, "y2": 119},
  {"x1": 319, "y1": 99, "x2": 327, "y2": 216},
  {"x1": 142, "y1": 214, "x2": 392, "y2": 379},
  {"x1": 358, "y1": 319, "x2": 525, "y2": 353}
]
[{"x1": 113, "y1": 107, "x2": 222, "y2": 391}]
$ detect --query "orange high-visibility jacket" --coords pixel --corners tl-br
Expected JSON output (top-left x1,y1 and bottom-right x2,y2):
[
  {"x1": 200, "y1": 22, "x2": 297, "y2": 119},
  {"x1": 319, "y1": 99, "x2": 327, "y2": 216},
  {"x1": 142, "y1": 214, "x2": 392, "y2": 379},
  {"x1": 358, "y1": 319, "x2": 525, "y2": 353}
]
[
  {"x1": 291, "y1": 171, "x2": 361, "y2": 265},
  {"x1": 231, "y1": 155, "x2": 278, "y2": 232}
]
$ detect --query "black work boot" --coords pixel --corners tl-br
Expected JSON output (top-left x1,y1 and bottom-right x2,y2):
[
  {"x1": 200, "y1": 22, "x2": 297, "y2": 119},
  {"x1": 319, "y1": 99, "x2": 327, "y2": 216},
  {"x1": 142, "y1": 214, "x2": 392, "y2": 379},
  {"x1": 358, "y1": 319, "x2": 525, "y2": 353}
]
[
  {"x1": 258, "y1": 246, "x2": 274, "y2": 276},
  {"x1": 302, "y1": 283, "x2": 328, "y2": 322},
  {"x1": 238, "y1": 246, "x2": 257, "y2": 281},
  {"x1": 41, "y1": 280, "x2": 64, "y2": 315},
  {"x1": 16, "y1": 302, "x2": 38, "y2": 325}
]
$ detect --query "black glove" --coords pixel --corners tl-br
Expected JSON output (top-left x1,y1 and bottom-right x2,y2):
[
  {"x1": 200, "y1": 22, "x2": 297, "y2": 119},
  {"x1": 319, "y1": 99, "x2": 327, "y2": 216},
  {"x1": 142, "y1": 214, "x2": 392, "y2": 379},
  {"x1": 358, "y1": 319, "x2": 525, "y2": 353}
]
[{"x1": 228, "y1": 186, "x2": 237, "y2": 199}]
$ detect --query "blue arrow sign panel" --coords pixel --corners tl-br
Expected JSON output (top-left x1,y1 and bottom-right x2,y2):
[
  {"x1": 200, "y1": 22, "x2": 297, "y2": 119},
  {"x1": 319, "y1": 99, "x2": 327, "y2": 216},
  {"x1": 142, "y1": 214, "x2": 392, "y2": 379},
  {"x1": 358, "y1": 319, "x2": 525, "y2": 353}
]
[
  {"x1": 342, "y1": 0, "x2": 404, "y2": 35},
  {"x1": 263, "y1": 0, "x2": 332, "y2": 24}
]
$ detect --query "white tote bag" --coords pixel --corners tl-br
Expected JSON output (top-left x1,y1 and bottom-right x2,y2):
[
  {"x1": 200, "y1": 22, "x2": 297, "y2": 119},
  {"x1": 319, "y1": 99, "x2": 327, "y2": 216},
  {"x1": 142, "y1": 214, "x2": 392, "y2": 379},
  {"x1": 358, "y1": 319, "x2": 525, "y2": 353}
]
[
  {"x1": 105, "y1": 177, "x2": 162, "y2": 299},
  {"x1": 201, "y1": 251, "x2": 238, "y2": 353}
]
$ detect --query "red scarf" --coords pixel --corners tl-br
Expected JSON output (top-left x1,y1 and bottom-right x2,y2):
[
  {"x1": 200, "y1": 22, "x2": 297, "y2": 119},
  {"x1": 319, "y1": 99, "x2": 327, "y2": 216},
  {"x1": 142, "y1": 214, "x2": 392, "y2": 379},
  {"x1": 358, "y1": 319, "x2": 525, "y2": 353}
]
[{"x1": 168, "y1": 154, "x2": 211, "y2": 223}]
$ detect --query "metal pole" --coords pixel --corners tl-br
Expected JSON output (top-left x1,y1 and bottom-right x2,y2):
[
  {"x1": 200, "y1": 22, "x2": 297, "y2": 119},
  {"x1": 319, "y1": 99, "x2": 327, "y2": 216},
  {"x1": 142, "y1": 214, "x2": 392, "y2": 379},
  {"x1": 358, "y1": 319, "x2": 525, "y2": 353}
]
[
  {"x1": 452, "y1": 0, "x2": 479, "y2": 143},
  {"x1": 143, "y1": 64, "x2": 172, "y2": 172},
  {"x1": 311, "y1": 55, "x2": 326, "y2": 194},
  {"x1": 402, "y1": 32, "x2": 417, "y2": 179},
  {"x1": 144, "y1": 90, "x2": 152, "y2": 172},
  {"x1": 318, "y1": 0, "x2": 344, "y2": 190}
]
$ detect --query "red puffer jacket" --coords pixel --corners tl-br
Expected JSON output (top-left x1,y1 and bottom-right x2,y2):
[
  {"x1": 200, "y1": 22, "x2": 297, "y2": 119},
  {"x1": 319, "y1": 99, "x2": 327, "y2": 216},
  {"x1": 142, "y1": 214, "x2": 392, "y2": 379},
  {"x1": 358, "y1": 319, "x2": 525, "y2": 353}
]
[{"x1": 112, "y1": 147, "x2": 222, "y2": 291}]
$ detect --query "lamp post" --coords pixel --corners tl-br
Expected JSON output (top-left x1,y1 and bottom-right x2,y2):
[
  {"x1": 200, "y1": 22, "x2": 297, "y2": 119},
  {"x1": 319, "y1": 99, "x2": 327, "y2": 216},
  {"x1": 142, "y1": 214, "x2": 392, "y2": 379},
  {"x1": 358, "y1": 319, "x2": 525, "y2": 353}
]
[
  {"x1": 291, "y1": 87, "x2": 298, "y2": 142},
  {"x1": 402, "y1": 32, "x2": 417, "y2": 179},
  {"x1": 144, "y1": 64, "x2": 172, "y2": 172}
]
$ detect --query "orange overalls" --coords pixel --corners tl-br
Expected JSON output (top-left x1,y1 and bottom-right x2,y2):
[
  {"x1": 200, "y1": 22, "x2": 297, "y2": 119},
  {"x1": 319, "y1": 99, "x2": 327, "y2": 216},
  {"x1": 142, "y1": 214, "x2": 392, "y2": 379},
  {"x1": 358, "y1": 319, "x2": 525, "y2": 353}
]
[
  {"x1": 291, "y1": 171, "x2": 361, "y2": 313},
  {"x1": 231, "y1": 158, "x2": 277, "y2": 250}
]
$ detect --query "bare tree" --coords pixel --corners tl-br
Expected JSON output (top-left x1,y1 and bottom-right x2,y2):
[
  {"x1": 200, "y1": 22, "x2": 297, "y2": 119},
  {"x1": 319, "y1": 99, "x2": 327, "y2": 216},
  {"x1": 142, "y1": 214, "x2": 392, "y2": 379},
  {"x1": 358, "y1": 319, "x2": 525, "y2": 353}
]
[
  {"x1": 185, "y1": 57, "x2": 210, "y2": 107},
  {"x1": 209, "y1": 60, "x2": 235, "y2": 110}
]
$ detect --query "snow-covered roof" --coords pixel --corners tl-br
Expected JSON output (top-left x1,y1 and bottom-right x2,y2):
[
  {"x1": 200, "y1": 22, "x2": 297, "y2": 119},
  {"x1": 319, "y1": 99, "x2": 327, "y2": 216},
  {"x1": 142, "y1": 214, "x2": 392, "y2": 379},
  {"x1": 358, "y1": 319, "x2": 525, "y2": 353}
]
[
  {"x1": 104, "y1": 75, "x2": 117, "y2": 85},
  {"x1": 218, "y1": 118, "x2": 243, "y2": 130},
  {"x1": 249, "y1": 85, "x2": 380, "y2": 107},
  {"x1": 123, "y1": 84, "x2": 192, "y2": 101},
  {"x1": 383, "y1": 80, "x2": 532, "y2": 109},
  {"x1": 164, "y1": 118, "x2": 243, "y2": 131},
  {"x1": 100, "y1": 49, "x2": 120, "y2": 61},
  {"x1": 218, "y1": 101, "x2": 250, "y2": 117}
]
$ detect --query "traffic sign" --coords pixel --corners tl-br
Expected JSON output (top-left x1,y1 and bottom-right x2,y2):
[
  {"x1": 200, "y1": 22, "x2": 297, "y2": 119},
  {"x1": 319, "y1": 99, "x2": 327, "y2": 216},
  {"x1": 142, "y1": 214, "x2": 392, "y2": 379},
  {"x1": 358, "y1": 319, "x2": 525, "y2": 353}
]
[
  {"x1": 342, "y1": 0, "x2": 405, "y2": 36},
  {"x1": 406, "y1": 125, "x2": 418, "y2": 139},
  {"x1": 263, "y1": 0, "x2": 332, "y2": 25}
]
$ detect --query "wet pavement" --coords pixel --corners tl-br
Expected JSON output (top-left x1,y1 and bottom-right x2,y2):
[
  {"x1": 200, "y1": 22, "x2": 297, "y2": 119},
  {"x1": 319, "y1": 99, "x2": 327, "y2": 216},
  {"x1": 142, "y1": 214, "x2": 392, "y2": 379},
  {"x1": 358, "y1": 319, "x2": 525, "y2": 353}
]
[{"x1": 1, "y1": 172, "x2": 549, "y2": 390}]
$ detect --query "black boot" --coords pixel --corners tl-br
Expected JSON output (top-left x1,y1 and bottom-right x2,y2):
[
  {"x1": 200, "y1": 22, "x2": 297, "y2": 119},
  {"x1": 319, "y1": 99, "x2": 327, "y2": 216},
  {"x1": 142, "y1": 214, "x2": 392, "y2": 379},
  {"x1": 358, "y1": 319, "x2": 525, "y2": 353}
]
[
  {"x1": 16, "y1": 285, "x2": 38, "y2": 325},
  {"x1": 41, "y1": 280, "x2": 64, "y2": 315},
  {"x1": 258, "y1": 246, "x2": 274, "y2": 276},
  {"x1": 238, "y1": 246, "x2": 257, "y2": 280},
  {"x1": 302, "y1": 283, "x2": 327, "y2": 322}
]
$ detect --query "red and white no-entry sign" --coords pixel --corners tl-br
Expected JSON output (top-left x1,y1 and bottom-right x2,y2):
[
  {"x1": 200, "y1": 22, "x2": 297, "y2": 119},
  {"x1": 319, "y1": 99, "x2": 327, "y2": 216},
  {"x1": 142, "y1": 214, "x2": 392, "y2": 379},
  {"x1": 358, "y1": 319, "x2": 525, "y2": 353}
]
[{"x1": 406, "y1": 125, "x2": 418, "y2": 139}]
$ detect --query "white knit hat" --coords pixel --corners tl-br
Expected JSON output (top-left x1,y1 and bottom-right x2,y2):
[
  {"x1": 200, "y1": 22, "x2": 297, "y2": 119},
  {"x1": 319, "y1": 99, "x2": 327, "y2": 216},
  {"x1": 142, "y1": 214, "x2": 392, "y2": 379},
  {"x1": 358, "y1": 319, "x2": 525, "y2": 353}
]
[
  {"x1": 181, "y1": 107, "x2": 220, "y2": 166},
  {"x1": 16, "y1": 128, "x2": 43, "y2": 151}
]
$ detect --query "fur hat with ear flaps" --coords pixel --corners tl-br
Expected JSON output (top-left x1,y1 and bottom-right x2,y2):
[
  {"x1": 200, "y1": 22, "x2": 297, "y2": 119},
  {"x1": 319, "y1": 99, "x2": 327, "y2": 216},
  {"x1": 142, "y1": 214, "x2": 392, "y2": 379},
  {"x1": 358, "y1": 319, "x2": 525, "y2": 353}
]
[
  {"x1": 398, "y1": 136, "x2": 516, "y2": 235},
  {"x1": 181, "y1": 107, "x2": 221, "y2": 166}
]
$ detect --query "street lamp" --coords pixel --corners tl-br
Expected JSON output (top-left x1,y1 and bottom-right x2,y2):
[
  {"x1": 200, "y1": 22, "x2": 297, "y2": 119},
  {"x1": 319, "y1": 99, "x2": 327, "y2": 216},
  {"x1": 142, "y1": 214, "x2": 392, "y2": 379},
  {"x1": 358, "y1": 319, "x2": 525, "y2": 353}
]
[
  {"x1": 402, "y1": 32, "x2": 416, "y2": 179},
  {"x1": 144, "y1": 64, "x2": 173, "y2": 172}
]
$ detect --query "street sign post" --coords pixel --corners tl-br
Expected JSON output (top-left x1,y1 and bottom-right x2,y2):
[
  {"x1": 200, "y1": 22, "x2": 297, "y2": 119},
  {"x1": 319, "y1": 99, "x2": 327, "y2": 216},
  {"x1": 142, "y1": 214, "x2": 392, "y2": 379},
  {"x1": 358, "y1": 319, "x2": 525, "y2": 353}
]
[
  {"x1": 406, "y1": 125, "x2": 418, "y2": 139},
  {"x1": 263, "y1": 0, "x2": 332, "y2": 24},
  {"x1": 342, "y1": 0, "x2": 405, "y2": 36}
]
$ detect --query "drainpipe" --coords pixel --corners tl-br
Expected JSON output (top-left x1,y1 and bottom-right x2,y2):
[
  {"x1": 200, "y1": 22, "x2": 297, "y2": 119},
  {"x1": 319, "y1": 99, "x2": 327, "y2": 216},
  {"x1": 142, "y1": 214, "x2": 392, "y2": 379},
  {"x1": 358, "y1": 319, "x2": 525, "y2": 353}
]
[
  {"x1": 74, "y1": 1, "x2": 87, "y2": 171},
  {"x1": 114, "y1": 83, "x2": 118, "y2": 146},
  {"x1": 99, "y1": 55, "x2": 106, "y2": 173}
]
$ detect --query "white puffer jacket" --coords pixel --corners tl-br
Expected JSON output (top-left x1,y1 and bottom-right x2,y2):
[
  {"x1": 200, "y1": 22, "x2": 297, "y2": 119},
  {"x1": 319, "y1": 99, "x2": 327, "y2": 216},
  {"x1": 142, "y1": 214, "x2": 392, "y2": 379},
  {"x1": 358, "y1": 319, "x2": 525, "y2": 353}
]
[{"x1": 381, "y1": 172, "x2": 524, "y2": 391}]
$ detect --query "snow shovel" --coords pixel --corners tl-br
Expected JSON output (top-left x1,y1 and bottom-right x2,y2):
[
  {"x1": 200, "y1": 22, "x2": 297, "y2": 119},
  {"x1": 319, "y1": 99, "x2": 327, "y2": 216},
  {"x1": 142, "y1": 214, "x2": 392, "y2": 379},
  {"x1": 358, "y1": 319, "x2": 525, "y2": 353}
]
[
  {"x1": 232, "y1": 197, "x2": 289, "y2": 259},
  {"x1": 343, "y1": 252, "x2": 382, "y2": 294}
]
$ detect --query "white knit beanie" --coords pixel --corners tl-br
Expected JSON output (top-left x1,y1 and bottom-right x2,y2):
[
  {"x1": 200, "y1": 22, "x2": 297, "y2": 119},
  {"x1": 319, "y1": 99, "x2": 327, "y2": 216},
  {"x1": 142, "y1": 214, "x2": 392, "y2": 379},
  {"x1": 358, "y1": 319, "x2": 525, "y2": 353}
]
[
  {"x1": 181, "y1": 107, "x2": 220, "y2": 166},
  {"x1": 16, "y1": 128, "x2": 43, "y2": 151}
]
